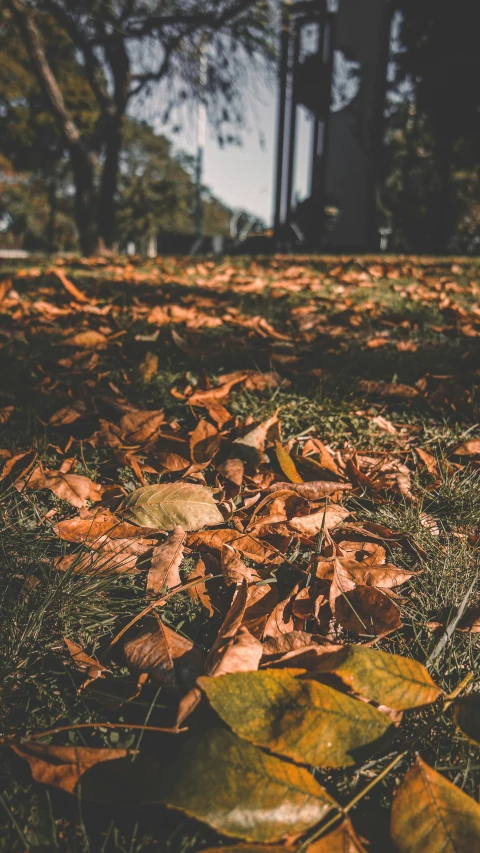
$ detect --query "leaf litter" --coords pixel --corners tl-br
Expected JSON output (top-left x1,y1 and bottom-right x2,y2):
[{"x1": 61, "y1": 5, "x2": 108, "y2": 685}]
[{"x1": 1, "y1": 254, "x2": 480, "y2": 851}]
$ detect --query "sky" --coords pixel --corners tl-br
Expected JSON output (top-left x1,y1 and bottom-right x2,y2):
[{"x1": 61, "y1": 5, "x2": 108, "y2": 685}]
[{"x1": 170, "y1": 86, "x2": 279, "y2": 226}]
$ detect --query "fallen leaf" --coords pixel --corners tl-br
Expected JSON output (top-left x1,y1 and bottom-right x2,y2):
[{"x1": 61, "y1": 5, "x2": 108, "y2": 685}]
[
  {"x1": 120, "y1": 408, "x2": 165, "y2": 444},
  {"x1": 335, "y1": 585, "x2": 402, "y2": 636},
  {"x1": 212, "y1": 626, "x2": 263, "y2": 677},
  {"x1": 54, "y1": 509, "x2": 154, "y2": 542},
  {"x1": 221, "y1": 543, "x2": 257, "y2": 585},
  {"x1": 311, "y1": 645, "x2": 441, "y2": 709},
  {"x1": 49, "y1": 401, "x2": 87, "y2": 426},
  {"x1": 269, "y1": 481, "x2": 352, "y2": 500},
  {"x1": 120, "y1": 483, "x2": 224, "y2": 531},
  {"x1": 11, "y1": 742, "x2": 129, "y2": 794},
  {"x1": 199, "y1": 669, "x2": 393, "y2": 768},
  {"x1": 0, "y1": 405, "x2": 14, "y2": 424},
  {"x1": 233, "y1": 414, "x2": 281, "y2": 467},
  {"x1": 189, "y1": 419, "x2": 221, "y2": 465},
  {"x1": 289, "y1": 505, "x2": 351, "y2": 537},
  {"x1": 415, "y1": 447, "x2": 440, "y2": 476},
  {"x1": 306, "y1": 819, "x2": 368, "y2": 852},
  {"x1": 49, "y1": 267, "x2": 90, "y2": 303},
  {"x1": 147, "y1": 526, "x2": 185, "y2": 593},
  {"x1": 158, "y1": 727, "x2": 337, "y2": 842},
  {"x1": 450, "y1": 438, "x2": 480, "y2": 458},
  {"x1": 357, "y1": 380, "x2": 420, "y2": 401},
  {"x1": 138, "y1": 351, "x2": 159, "y2": 383},
  {"x1": 64, "y1": 637, "x2": 109, "y2": 682},
  {"x1": 187, "y1": 529, "x2": 283, "y2": 564},
  {"x1": 25, "y1": 465, "x2": 103, "y2": 508},
  {"x1": 391, "y1": 756, "x2": 480, "y2": 853},
  {"x1": 124, "y1": 616, "x2": 204, "y2": 689},
  {"x1": 63, "y1": 330, "x2": 108, "y2": 349},
  {"x1": 187, "y1": 556, "x2": 215, "y2": 616},
  {"x1": 275, "y1": 441, "x2": 303, "y2": 484}
]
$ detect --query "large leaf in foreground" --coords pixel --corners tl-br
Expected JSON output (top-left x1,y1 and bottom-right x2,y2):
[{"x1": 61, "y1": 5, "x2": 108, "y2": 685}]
[
  {"x1": 312, "y1": 645, "x2": 442, "y2": 710},
  {"x1": 159, "y1": 727, "x2": 336, "y2": 842},
  {"x1": 391, "y1": 756, "x2": 480, "y2": 853},
  {"x1": 199, "y1": 669, "x2": 393, "y2": 768},
  {"x1": 120, "y1": 483, "x2": 224, "y2": 531}
]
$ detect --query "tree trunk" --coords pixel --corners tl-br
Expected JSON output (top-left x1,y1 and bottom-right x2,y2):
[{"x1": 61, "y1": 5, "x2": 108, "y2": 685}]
[
  {"x1": 47, "y1": 175, "x2": 56, "y2": 253},
  {"x1": 430, "y1": 125, "x2": 455, "y2": 254},
  {"x1": 97, "y1": 34, "x2": 130, "y2": 251},
  {"x1": 70, "y1": 148, "x2": 98, "y2": 256},
  {"x1": 9, "y1": 0, "x2": 99, "y2": 254},
  {"x1": 98, "y1": 116, "x2": 123, "y2": 250}
]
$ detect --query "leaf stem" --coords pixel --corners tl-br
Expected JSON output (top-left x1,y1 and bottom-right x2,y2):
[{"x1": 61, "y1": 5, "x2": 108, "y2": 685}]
[{"x1": 25, "y1": 721, "x2": 185, "y2": 740}]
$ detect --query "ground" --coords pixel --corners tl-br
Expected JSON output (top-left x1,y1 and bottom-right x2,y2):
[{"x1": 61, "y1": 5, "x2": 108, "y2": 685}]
[{"x1": 0, "y1": 254, "x2": 479, "y2": 852}]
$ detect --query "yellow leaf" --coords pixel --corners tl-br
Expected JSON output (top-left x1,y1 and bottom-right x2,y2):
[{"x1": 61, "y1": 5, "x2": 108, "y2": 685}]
[
  {"x1": 391, "y1": 756, "x2": 480, "y2": 852},
  {"x1": 199, "y1": 669, "x2": 393, "y2": 768},
  {"x1": 158, "y1": 727, "x2": 337, "y2": 842},
  {"x1": 275, "y1": 441, "x2": 304, "y2": 483}
]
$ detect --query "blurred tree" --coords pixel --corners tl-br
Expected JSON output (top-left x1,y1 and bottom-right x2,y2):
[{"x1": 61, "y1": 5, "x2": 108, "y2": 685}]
[
  {"x1": 390, "y1": 0, "x2": 480, "y2": 251},
  {"x1": 116, "y1": 119, "x2": 231, "y2": 248},
  {"x1": 0, "y1": 7, "x2": 97, "y2": 250},
  {"x1": 6, "y1": 0, "x2": 275, "y2": 254}
]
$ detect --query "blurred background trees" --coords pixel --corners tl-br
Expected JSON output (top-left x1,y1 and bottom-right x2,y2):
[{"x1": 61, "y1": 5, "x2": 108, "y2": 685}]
[
  {"x1": 381, "y1": 0, "x2": 480, "y2": 253},
  {"x1": 3, "y1": 0, "x2": 273, "y2": 253},
  {"x1": 1, "y1": 0, "x2": 480, "y2": 254}
]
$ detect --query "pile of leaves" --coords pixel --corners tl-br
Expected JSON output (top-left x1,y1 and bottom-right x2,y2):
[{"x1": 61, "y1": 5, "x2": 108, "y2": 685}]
[{"x1": 1, "y1": 254, "x2": 480, "y2": 852}]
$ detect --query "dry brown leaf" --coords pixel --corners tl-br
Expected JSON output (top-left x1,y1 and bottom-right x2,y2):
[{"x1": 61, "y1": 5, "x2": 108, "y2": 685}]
[
  {"x1": 415, "y1": 446, "x2": 440, "y2": 476},
  {"x1": 49, "y1": 267, "x2": 90, "y2": 304},
  {"x1": 120, "y1": 408, "x2": 165, "y2": 444},
  {"x1": 302, "y1": 437, "x2": 341, "y2": 475},
  {"x1": 49, "y1": 401, "x2": 87, "y2": 427},
  {"x1": 289, "y1": 505, "x2": 351, "y2": 537},
  {"x1": 124, "y1": 616, "x2": 204, "y2": 689},
  {"x1": 268, "y1": 481, "x2": 352, "y2": 500},
  {"x1": 63, "y1": 329, "x2": 108, "y2": 349},
  {"x1": 357, "y1": 379, "x2": 421, "y2": 401},
  {"x1": 450, "y1": 438, "x2": 480, "y2": 458},
  {"x1": 212, "y1": 626, "x2": 263, "y2": 677},
  {"x1": 243, "y1": 583, "x2": 279, "y2": 638},
  {"x1": 0, "y1": 405, "x2": 14, "y2": 424},
  {"x1": 188, "y1": 373, "x2": 247, "y2": 405},
  {"x1": 64, "y1": 637, "x2": 109, "y2": 682},
  {"x1": 25, "y1": 465, "x2": 104, "y2": 508},
  {"x1": 187, "y1": 556, "x2": 216, "y2": 616},
  {"x1": 306, "y1": 819, "x2": 368, "y2": 852},
  {"x1": 187, "y1": 529, "x2": 284, "y2": 564},
  {"x1": 147, "y1": 526, "x2": 185, "y2": 593},
  {"x1": 263, "y1": 587, "x2": 298, "y2": 639},
  {"x1": 138, "y1": 351, "x2": 159, "y2": 383},
  {"x1": 54, "y1": 508, "x2": 154, "y2": 543},
  {"x1": 189, "y1": 419, "x2": 221, "y2": 465},
  {"x1": 221, "y1": 543, "x2": 259, "y2": 586},
  {"x1": 11, "y1": 741, "x2": 129, "y2": 794},
  {"x1": 335, "y1": 585, "x2": 402, "y2": 635}
]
